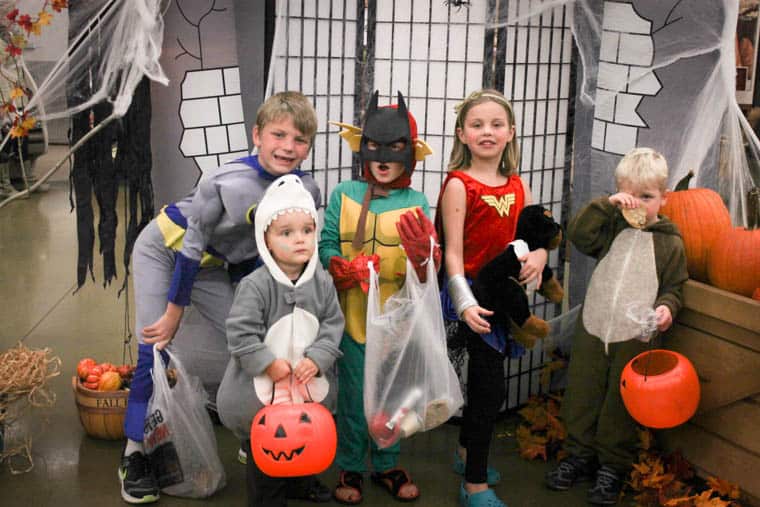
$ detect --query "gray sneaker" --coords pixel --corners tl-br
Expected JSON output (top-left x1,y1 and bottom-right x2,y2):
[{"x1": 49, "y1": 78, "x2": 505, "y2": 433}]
[
  {"x1": 587, "y1": 465, "x2": 622, "y2": 505},
  {"x1": 545, "y1": 455, "x2": 596, "y2": 491}
]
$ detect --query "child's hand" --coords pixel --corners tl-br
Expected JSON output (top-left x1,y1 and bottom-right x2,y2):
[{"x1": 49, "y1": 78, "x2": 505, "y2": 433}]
[
  {"x1": 266, "y1": 358, "x2": 291, "y2": 382},
  {"x1": 462, "y1": 305, "x2": 494, "y2": 334},
  {"x1": 396, "y1": 207, "x2": 441, "y2": 282},
  {"x1": 518, "y1": 248, "x2": 548, "y2": 289},
  {"x1": 609, "y1": 192, "x2": 640, "y2": 209},
  {"x1": 328, "y1": 254, "x2": 380, "y2": 292},
  {"x1": 293, "y1": 358, "x2": 319, "y2": 384},
  {"x1": 143, "y1": 302, "x2": 184, "y2": 350},
  {"x1": 654, "y1": 305, "x2": 673, "y2": 332}
]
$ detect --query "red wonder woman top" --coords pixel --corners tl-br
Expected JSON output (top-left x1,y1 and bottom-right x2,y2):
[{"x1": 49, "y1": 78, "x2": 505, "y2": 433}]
[{"x1": 436, "y1": 170, "x2": 525, "y2": 279}]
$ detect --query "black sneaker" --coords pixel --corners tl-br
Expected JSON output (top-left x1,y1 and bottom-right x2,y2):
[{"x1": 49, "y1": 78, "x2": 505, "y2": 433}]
[
  {"x1": 587, "y1": 465, "x2": 622, "y2": 505},
  {"x1": 287, "y1": 476, "x2": 332, "y2": 503},
  {"x1": 118, "y1": 451, "x2": 159, "y2": 504},
  {"x1": 545, "y1": 455, "x2": 596, "y2": 490}
]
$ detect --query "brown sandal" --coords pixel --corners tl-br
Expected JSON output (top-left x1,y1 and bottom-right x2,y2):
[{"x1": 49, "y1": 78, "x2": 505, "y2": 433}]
[
  {"x1": 371, "y1": 468, "x2": 420, "y2": 502},
  {"x1": 334, "y1": 470, "x2": 363, "y2": 505}
]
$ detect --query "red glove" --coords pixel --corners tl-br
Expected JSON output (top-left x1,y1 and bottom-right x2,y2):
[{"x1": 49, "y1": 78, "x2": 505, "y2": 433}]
[
  {"x1": 328, "y1": 253, "x2": 380, "y2": 293},
  {"x1": 396, "y1": 208, "x2": 442, "y2": 282}
]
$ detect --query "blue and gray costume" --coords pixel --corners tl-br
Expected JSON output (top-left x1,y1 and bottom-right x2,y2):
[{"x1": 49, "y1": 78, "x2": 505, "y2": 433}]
[{"x1": 124, "y1": 156, "x2": 320, "y2": 442}]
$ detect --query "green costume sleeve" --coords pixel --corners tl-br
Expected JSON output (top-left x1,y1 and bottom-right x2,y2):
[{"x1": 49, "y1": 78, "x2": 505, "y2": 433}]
[
  {"x1": 568, "y1": 197, "x2": 619, "y2": 259},
  {"x1": 319, "y1": 186, "x2": 344, "y2": 268}
]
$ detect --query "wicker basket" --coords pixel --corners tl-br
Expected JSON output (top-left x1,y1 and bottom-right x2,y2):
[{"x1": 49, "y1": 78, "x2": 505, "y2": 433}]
[{"x1": 71, "y1": 376, "x2": 128, "y2": 440}]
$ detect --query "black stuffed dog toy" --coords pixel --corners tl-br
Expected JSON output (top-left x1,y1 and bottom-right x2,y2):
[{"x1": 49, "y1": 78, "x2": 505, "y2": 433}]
[{"x1": 471, "y1": 204, "x2": 564, "y2": 349}]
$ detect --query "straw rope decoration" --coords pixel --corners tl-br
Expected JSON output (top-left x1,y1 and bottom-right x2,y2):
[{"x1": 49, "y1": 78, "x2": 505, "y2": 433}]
[{"x1": 0, "y1": 342, "x2": 61, "y2": 473}]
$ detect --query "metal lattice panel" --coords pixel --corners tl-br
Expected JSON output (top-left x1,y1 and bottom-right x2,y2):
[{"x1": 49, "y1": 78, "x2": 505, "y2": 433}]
[
  {"x1": 372, "y1": 1, "x2": 489, "y2": 208},
  {"x1": 501, "y1": 0, "x2": 574, "y2": 408},
  {"x1": 268, "y1": 0, "x2": 359, "y2": 198},
  {"x1": 267, "y1": 0, "x2": 575, "y2": 410}
]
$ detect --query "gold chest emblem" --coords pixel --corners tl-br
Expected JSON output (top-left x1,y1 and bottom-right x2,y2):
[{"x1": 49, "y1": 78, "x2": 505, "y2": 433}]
[{"x1": 481, "y1": 193, "x2": 516, "y2": 217}]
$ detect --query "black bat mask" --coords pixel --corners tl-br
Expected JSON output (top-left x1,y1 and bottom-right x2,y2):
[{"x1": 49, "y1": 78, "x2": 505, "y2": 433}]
[{"x1": 360, "y1": 91, "x2": 414, "y2": 174}]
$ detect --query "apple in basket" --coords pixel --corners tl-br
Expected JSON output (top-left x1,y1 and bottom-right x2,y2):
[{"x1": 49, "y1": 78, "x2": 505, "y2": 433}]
[{"x1": 75, "y1": 357, "x2": 135, "y2": 391}]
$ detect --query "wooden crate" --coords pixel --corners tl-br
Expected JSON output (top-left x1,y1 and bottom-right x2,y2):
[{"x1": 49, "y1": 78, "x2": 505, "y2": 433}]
[{"x1": 660, "y1": 280, "x2": 760, "y2": 506}]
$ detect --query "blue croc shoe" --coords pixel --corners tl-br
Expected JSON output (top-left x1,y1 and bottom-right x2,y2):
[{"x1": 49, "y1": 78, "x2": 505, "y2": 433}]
[
  {"x1": 459, "y1": 483, "x2": 507, "y2": 507},
  {"x1": 453, "y1": 451, "x2": 501, "y2": 486}
]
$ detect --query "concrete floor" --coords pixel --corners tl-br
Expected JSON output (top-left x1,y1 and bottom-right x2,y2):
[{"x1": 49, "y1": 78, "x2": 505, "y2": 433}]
[{"x1": 0, "y1": 152, "x2": 593, "y2": 506}]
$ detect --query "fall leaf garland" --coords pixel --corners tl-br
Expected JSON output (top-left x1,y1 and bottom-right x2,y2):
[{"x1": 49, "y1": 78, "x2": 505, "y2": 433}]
[{"x1": 1, "y1": 1, "x2": 69, "y2": 138}]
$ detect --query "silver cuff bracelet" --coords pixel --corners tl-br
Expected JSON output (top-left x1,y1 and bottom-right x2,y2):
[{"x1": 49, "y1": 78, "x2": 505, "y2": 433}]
[{"x1": 447, "y1": 274, "x2": 478, "y2": 318}]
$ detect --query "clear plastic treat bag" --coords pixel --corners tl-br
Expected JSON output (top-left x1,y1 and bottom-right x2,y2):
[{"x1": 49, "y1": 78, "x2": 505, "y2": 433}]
[
  {"x1": 626, "y1": 302, "x2": 659, "y2": 343},
  {"x1": 364, "y1": 240, "x2": 464, "y2": 448},
  {"x1": 143, "y1": 346, "x2": 226, "y2": 498}
]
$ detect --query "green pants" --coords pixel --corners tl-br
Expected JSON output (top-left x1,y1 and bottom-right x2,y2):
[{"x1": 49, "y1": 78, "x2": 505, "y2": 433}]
[
  {"x1": 561, "y1": 328, "x2": 656, "y2": 473},
  {"x1": 335, "y1": 335, "x2": 400, "y2": 473}
]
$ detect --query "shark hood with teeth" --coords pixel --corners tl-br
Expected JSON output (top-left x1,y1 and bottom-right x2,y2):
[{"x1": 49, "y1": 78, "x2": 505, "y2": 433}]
[{"x1": 254, "y1": 174, "x2": 319, "y2": 287}]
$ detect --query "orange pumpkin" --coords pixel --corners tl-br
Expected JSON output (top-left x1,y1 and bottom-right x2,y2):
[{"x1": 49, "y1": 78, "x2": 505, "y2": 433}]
[
  {"x1": 620, "y1": 349, "x2": 700, "y2": 429},
  {"x1": 250, "y1": 402, "x2": 337, "y2": 477},
  {"x1": 98, "y1": 371, "x2": 122, "y2": 391},
  {"x1": 707, "y1": 226, "x2": 760, "y2": 297},
  {"x1": 660, "y1": 171, "x2": 731, "y2": 282}
]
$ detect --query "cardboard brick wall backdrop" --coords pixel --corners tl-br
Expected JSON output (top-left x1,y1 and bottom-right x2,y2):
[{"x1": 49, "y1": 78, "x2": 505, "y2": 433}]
[
  {"x1": 568, "y1": 0, "x2": 757, "y2": 303},
  {"x1": 150, "y1": 0, "x2": 266, "y2": 207}
]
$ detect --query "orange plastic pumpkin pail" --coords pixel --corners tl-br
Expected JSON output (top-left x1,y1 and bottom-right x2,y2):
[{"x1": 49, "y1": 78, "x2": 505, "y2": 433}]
[
  {"x1": 620, "y1": 349, "x2": 700, "y2": 429},
  {"x1": 250, "y1": 402, "x2": 337, "y2": 477}
]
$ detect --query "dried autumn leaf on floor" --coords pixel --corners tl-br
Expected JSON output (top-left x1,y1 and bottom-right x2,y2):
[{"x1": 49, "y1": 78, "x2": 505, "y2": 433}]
[
  {"x1": 692, "y1": 489, "x2": 733, "y2": 506},
  {"x1": 540, "y1": 357, "x2": 567, "y2": 390},
  {"x1": 515, "y1": 394, "x2": 567, "y2": 463},
  {"x1": 516, "y1": 424, "x2": 548, "y2": 461},
  {"x1": 705, "y1": 477, "x2": 741, "y2": 500},
  {"x1": 657, "y1": 480, "x2": 693, "y2": 505},
  {"x1": 629, "y1": 451, "x2": 690, "y2": 506},
  {"x1": 629, "y1": 446, "x2": 744, "y2": 507},
  {"x1": 518, "y1": 403, "x2": 549, "y2": 431},
  {"x1": 635, "y1": 489, "x2": 662, "y2": 507},
  {"x1": 662, "y1": 494, "x2": 695, "y2": 506},
  {"x1": 545, "y1": 396, "x2": 561, "y2": 416},
  {"x1": 644, "y1": 472, "x2": 677, "y2": 490},
  {"x1": 664, "y1": 451, "x2": 694, "y2": 482}
]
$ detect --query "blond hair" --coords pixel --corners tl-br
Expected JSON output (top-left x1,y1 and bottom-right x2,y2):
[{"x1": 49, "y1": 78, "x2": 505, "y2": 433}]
[
  {"x1": 256, "y1": 91, "x2": 318, "y2": 143},
  {"x1": 448, "y1": 88, "x2": 519, "y2": 176},
  {"x1": 615, "y1": 147, "x2": 669, "y2": 192}
]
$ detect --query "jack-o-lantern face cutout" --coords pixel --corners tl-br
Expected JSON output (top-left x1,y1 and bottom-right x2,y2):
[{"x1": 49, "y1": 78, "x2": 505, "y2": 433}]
[{"x1": 250, "y1": 402, "x2": 337, "y2": 477}]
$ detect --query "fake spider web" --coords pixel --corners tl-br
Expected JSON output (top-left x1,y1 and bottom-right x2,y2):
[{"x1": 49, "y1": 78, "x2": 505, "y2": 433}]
[{"x1": 497, "y1": 0, "x2": 759, "y2": 227}]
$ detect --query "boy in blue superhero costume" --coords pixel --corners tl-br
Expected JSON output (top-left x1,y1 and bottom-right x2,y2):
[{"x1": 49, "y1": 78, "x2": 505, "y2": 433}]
[{"x1": 119, "y1": 91, "x2": 321, "y2": 504}]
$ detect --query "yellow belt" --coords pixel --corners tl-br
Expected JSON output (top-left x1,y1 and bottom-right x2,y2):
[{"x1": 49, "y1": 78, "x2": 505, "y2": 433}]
[{"x1": 155, "y1": 208, "x2": 224, "y2": 268}]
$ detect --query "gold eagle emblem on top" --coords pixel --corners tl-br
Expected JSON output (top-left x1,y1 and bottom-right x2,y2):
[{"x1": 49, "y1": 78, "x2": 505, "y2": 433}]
[{"x1": 481, "y1": 193, "x2": 516, "y2": 217}]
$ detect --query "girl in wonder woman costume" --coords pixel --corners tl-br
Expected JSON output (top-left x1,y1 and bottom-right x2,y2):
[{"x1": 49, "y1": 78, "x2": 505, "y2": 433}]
[{"x1": 437, "y1": 89, "x2": 548, "y2": 507}]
